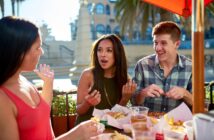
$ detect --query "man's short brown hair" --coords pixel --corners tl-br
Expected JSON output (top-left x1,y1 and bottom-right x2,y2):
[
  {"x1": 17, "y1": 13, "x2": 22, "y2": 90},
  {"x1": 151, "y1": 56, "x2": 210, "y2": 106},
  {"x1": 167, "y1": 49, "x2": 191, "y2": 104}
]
[{"x1": 152, "y1": 21, "x2": 181, "y2": 42}]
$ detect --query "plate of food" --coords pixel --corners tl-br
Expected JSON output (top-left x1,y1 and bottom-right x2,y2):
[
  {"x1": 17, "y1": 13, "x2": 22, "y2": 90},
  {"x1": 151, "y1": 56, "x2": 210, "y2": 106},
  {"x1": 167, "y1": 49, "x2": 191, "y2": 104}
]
[
  {"x1": 148, "y1": 112, "x2": 165, "y2": 119},
  {"x1": 92, "y1": 104, "x2": 131, "y2": 129},
  {"x1": 106, "y1": 111, "x2": 128, "y2": 119},
  {"x1": 98, "y1": 131, "x2": 132, "y2": 140}
]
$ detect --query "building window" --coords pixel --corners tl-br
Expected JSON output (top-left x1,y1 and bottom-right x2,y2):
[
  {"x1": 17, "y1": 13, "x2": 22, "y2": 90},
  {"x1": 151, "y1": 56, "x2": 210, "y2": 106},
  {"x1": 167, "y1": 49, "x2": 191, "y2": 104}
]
[
  {"x1": 113, "y1": 26, "x2": 120, "y2": 36},
  {"x1": 106, "y1": 5, "x2": 110, "y2": 15},
  {"x1": 96, "y1": 24, "x2": 105, "y2": 34},
  {"x1": 106, "y1": 25, "x2": 111, "y2": 34},
  {"x1": 87, "y1": 3, "x2": 92, "y2": 14},
  {"x1": 113, "y1": 7, "x2": 117, "y2": 16},
  {"x1": 96, "y1": 3, "x2": 104, "y2": 14},
  {"x1": 145, "y1": 27, "x2": 152, "y2": 40},
  {"x1": 108, "y1": 0, "x2": 117, "y2": 3},
  {"x1": 133, "y1": 31, "x2": 141, "y2": 41}
]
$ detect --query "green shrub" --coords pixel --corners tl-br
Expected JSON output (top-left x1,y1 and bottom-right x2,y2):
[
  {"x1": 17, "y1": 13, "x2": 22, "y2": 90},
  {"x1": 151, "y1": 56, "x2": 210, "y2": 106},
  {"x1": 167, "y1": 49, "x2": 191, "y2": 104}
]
[
  {"x1": 205, "y1": 81, "x2": 214, "y2": 103},
  {"x1": 52, "y1": 90, "x2": 77, "y2": 116}
]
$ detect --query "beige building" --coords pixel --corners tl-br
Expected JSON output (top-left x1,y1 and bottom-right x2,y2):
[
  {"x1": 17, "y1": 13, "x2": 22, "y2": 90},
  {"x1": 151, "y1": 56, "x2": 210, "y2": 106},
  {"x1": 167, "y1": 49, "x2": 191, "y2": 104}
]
[{"x1": 23, "y1": 39, "x2": 75, "y2": 81}]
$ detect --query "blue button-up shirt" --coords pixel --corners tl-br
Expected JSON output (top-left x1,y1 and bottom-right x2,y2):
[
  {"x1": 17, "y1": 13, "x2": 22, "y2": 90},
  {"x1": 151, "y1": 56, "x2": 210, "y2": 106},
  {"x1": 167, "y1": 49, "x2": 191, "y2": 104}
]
[{"x1": 131, "y1": 54, "x2": 192, "y2": 112}]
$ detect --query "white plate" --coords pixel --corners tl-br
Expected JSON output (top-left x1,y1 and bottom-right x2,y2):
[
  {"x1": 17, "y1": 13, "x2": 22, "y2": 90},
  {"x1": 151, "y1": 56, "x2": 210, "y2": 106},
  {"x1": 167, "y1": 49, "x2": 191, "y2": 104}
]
[{"x1": 98, "y1": 133, "x2": 132, "y2": 140}]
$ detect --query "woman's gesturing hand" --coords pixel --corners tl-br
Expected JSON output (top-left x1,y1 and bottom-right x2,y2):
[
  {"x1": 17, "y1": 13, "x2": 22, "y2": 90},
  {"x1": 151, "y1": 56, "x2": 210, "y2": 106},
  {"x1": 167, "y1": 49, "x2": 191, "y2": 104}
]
[
  {"x1": 84, "y1": 90, "x2": 101, "y2": 106},
  {"x1": 34, "y1": 64, "x2": 54, "y2": 83}
]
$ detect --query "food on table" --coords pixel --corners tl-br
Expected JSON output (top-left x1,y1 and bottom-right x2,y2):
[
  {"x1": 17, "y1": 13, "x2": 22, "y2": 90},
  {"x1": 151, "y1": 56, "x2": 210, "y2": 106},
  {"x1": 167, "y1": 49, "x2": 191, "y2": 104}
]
[
  {"x1": 149, "y1": 116, "x2": 159, "y2": 125},
  {"x1": 107, "y1": 111, "x2": 126, "y2": 119},
  {"x1": 131, "y1": 114, "x2": 147, "y2": 123},
  {"x1": 91, "y1": 116, "x2": 100, "y2": 123},
  {"x1": 164, "y1": 115, "x2": 183, "y2": 126},
  {"x1": 110, "y1": 131, "x2": 128, "y2": 140},
  {"x1": 164, "y1": 115, "x2": 185, "y2": 132},
  {"x1": 148, "y1": 112, "x2": 165, "y2": 119},
  {"x1": 168, "y1": 118, "x2": 183, "y2": 126}
]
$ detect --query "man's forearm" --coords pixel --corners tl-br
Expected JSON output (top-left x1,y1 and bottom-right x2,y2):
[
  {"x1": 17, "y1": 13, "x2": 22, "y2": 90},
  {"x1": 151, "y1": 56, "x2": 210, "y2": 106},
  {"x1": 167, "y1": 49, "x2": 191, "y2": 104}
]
[{"x1": 183, "y1": 90, "x2": 192, "y2": 106}]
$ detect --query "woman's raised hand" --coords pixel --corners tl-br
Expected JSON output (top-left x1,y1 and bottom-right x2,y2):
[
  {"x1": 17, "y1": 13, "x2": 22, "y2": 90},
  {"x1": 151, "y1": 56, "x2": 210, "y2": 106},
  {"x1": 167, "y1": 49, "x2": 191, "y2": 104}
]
[
  {"x1": 34, "y1": 64, "x2": 54, "y2": 83},
  {"x1": 84, "y1": 89, "x2": 101, "y2": 106},
  {"x1": 122, "y1": 80, "x2": 137, "y2": 99}
]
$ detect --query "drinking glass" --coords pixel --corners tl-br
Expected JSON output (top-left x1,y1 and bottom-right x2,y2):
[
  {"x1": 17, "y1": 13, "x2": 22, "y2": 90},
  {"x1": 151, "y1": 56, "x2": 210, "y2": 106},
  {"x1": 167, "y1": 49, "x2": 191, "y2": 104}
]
[
  {"x1": 132, "y1": 122, "x2": 155, "y2": 140},
  {"x1": 130, "y1": 106, "x2": 149, "y2": 124}
]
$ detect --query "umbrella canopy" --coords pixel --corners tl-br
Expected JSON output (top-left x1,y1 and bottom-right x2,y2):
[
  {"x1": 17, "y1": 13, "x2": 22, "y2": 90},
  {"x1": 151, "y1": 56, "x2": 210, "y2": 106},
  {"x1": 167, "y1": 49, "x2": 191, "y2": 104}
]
[{"x1": 143, "y1": 0, "x2": 214, "y2": 18}]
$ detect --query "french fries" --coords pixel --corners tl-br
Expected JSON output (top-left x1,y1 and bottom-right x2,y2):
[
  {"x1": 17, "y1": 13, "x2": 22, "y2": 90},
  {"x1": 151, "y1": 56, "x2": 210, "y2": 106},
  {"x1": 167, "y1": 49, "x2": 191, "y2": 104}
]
[
  {"x1": 90, "y1": 116, "x2": 100, "y2": 123},
  {"x1": 164, "y1": 115, "x2": 183, "y2": 126},
  {"x1": 164, "y1": 114, "x2": 184, "y2": 131},
  {"x1": 107, "y1": 112, "x2": 126, "y2": 119},
  {"x1": 149, "y1": 117, "x2": 159, "y2": 125},
  {"x1": 110, "y1": 131, "x2": 128, "y2": 140},
  {"x1": 148, "y1": 112, "x2": 165, "y2": 119}
]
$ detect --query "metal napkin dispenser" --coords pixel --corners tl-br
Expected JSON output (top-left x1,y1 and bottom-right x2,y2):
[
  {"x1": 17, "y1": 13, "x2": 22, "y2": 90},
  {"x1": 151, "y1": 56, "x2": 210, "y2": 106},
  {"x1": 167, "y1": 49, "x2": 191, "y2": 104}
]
[{"x1": 193, "y1": 111, "x2": 214, "y2": 140}]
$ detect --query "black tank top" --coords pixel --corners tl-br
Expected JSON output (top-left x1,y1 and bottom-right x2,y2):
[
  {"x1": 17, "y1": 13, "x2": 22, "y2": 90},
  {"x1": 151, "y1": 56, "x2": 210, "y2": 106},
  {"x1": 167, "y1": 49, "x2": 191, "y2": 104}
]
[{"x1": 75, "y1": 77, "x2": 120, "y2": 125}]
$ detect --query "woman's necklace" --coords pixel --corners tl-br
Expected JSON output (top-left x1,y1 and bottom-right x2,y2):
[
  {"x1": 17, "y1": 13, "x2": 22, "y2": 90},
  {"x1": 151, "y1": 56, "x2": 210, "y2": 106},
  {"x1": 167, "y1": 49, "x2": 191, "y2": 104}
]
[{"x1": 103, "y1": 85, "x2": 113, "y2": 107}]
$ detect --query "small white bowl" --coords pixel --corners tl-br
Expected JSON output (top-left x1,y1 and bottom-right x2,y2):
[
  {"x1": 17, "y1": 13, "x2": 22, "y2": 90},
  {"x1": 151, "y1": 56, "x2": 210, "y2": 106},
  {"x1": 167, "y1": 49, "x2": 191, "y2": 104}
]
[{"x1": 184, "y1": 120, "x2": 193, "y2": 140}]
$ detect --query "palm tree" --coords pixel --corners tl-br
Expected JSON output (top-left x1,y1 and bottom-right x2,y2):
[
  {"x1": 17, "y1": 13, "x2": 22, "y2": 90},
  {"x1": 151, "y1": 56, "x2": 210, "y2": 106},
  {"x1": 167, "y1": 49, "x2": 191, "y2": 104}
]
[
  {"x1": 115, "y1": 0, "x2": 214, "y2": 39},
  {"x1": 207, "y1": 2, "x2": 214, "y2": 15},
  {"x1": 0, "y1": 0, "x2": 26, "y2": 17},
  {"x1": 115, "y1": 0, "x2": 174, "y2": 38},
  {"x1": 11, "y1": 0, "x2": 26, "y2": 16},
  {"x1": 0, "y1": 0, "x2": 4, "y2": 17},
  {"x1": 179, "y1": 2, "x2": 214, "y2": 38}
]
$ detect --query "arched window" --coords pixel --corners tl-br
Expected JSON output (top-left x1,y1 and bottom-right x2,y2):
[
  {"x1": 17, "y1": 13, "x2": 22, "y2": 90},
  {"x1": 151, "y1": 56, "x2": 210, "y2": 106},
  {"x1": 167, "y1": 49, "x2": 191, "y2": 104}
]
[
  {"x1": 106, "y1": 5, "x2": 110, "y2": 15},
  {"x1": 96, "y1": 3, "x2": 104, "y2": 14},
  {"x1": 87, "y1": 3, "x2": 92, "y2": 14},
  {"x1": 145, "y1": 27, "x2": 152, "y2": 40},
  {"x1": 113, "y1": 7, "x2": 117, "y2": 16},
  {"x1": 108, "y1": 0, "x2": 117, "y2": 3},
  {"x1": 96, "y1": 24, "x2": 105, "y2": 34},
  {"x1": 113, "y1": 26, "x2": 120, "y2": 36},
  {"x1": 106, "y1": 25, "x2": 111, "y2": 34}
]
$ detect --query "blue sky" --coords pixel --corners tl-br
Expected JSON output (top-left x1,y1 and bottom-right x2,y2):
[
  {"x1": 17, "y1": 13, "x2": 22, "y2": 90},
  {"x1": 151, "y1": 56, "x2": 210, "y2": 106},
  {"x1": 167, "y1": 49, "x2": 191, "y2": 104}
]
[{"x1": 4, "y1": 0, "x2": 80, "y2": 41}]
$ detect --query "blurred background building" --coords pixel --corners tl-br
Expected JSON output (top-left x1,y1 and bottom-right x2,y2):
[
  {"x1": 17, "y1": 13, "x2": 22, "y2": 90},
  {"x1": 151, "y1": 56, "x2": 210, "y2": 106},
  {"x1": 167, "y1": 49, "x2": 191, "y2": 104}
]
[
  {"x1": 1, "y1": 0, "x2": 214, "y2": 87},
  {"x1": 69, "y1": 0, "x2": 214, "y2": 84}
]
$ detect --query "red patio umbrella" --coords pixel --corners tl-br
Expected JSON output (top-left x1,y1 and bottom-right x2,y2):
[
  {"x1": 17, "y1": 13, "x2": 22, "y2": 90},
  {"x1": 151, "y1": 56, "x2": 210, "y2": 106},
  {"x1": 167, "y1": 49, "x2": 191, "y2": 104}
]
[
  {"x1": 141, "y1": 0, "x2": 214, "y2": 113},
  {"x1": 143, "y1": 0, "x2": 213, "y2": 18}
]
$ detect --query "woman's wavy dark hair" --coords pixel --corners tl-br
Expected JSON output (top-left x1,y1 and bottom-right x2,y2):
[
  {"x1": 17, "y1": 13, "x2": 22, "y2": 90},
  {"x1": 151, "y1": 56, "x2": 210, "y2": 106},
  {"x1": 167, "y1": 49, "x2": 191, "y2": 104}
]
[
  {"x1": 90, "y1": 34, "x2": 128, "y2": 101},
  {"x1": 0, "y1": 16, "x2": 39, "y2": 85}
]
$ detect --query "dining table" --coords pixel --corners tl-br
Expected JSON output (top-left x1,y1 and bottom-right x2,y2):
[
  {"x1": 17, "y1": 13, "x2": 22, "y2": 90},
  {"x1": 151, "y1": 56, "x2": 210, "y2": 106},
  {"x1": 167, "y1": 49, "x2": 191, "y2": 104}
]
[
  {"x1": 102, "y1": 127, "x2": 168, "y2": 140},
  {"x1": 99, "y1": 112, "x2": 190, "y2": 140}
]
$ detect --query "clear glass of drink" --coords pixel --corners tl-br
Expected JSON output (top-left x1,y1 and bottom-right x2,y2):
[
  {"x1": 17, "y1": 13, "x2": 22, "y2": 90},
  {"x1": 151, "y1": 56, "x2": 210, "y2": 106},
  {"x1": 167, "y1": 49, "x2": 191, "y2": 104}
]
[
  {"x1": 131, "y1": 122, "x2": 155, "y2": 140},
  {"x1": 130, "y1": 106, "x2": 149, "y2": 124}
]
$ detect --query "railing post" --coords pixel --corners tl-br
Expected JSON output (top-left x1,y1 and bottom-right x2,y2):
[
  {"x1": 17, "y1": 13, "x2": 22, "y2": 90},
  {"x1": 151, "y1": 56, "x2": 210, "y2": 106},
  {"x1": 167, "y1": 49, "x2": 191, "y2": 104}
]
[{"x1": 208, "y1": 82, "x2": 214, "y2": 110}]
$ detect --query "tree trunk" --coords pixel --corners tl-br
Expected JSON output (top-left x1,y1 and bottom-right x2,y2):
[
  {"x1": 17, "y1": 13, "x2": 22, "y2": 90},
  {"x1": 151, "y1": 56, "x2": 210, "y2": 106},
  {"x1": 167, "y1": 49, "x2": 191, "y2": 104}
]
[
  {"x1": 0, "y1": 0, "x2": 4, "y2": 17},
  {"x1": 11, "y1": 0, "x2": 15, "y2": 15},
  {"x1": 159, "y1": 9, "x2": 172, "y2": 21}
]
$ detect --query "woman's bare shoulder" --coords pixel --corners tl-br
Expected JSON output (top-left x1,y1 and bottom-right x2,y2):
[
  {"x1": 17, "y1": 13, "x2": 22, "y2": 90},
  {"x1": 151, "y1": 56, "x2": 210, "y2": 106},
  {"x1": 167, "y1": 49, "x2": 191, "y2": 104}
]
[
  {"x1": 81, "y1": 68, "x2": 94, "y2": 79},
  {"x1": 0, "y1": 89, "x2": 16, "y2": 113},
  {"x1": 0, "y1": 89, "x2": 9, "y2": 103}
]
